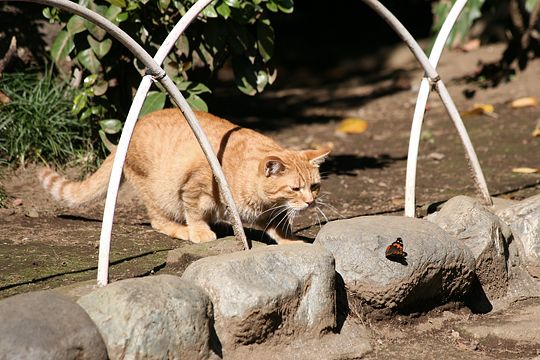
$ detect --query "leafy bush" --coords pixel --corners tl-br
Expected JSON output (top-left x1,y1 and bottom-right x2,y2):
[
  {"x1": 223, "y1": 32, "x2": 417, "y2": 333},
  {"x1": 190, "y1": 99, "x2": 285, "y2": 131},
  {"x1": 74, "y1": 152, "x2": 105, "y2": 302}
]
[
  {"x1": 432, "y1": 0, "x2": 540, "y2": 85},
  {"x1": 44, "y1": 0, "x2": 293, "y2": 140},
  {"x1": 0, "y1": 70, "x2": 95, "y2": 165}
]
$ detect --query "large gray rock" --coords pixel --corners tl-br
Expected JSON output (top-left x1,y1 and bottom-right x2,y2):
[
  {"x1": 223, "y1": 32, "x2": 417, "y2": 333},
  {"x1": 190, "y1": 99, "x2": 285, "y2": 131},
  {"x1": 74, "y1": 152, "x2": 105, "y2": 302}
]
[
  {"x1": 77, "y1": 275, "x2": 215, "y2": 360},
  {"x1": 182, "y1": 243, "x2": 336, "y2": 351},
  {"x1": 0, "y1": 291, "x2": 107, "y2": 360},
  {"x1": 427, "y1": 195, "x2": 512, "y2": 299},
  {"x1": 314, "y1": 216, "x2": 476, "y2": 314},
  {"x1": 497, "y1": 194, "x2": 540, "y2": 268}
]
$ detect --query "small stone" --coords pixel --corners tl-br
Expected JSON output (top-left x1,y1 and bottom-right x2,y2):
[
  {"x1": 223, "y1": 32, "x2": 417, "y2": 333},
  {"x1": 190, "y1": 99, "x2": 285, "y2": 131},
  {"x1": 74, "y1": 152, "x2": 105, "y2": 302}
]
[
  {"x1": 0, "y1": 291, "x2": 107, "y2": 359},
  {"x1": 427, "y1": 195, "x2": 511, "y2": 299},
  {"x1": 77, "y1": 275, "x2": 214, "y2": 360},
  {"x1": 315, "y1": 216, "x2": 476, "y2": 315},
  {"x1": 182, "y1": 243, "x2": 336, "y2": 351},
  {"x1": 497, "y1": 194, "x2": 540, "y2": 267},
  {"x1": 12, "y1": 198, "x2": 23, "y2": 206},
  {"x1": 427, "y1": 152, "x2": 445, "y2": 161},
  {"x1": 26, "y1": 209, "x2": 39, "y2": 218}
]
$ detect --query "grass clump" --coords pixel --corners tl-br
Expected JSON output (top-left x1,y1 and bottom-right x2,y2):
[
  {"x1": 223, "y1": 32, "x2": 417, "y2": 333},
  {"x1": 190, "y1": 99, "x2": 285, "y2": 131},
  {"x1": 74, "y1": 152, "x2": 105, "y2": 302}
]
[{"x1": 0, "y1": 70, "x2": 95, "y2": 166}]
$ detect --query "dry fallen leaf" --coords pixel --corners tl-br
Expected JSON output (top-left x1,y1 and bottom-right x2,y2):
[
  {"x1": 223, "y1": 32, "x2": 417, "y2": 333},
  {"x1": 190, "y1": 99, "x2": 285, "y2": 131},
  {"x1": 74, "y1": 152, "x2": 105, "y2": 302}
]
[
  {"x1": 512, "y1": 167, "x2": 540, "y2": 174},
  {"x1": 460, "y1": 103, "x2": 497, "y2": 118},
  {"x1": 511, "y1": 96, "x2": 538, "y2": 108},
  {"x1": 533, "y1": 119, "x2": 540, "y2": 137},
  {"x1": 0, "y1": 90, "x2": 11, "y2": 105},
  {"x1": 335, "y1": 118, "x2": 369, "y2": 134}
]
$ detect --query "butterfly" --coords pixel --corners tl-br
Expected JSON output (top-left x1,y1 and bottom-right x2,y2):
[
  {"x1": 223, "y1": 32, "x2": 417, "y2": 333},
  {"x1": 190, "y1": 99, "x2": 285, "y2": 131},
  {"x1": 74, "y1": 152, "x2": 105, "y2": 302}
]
[{"x1": 385, "y1": 237, "x2": 407, "y2": 263}]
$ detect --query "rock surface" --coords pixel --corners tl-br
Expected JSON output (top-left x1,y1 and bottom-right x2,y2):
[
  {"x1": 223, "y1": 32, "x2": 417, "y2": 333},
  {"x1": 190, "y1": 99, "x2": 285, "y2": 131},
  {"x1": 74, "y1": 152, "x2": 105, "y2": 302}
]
[
  {"x1": 166, "y1": 236, "x2": 266, "y2": 274},
  {"x1": 457, "y1": 298, "x2": 540, "y2": 347},
  {"x1": 77, "y1": 275, "x2": 215, "y2": 360},
  {"x1": 227, "y1": 319, "x2": 372, "y2": 360},
  {"x1": 182, "y1": 243, "x2": 336, "y2": 351},
  {"x1": 427, "y1": 195, "x2": 512, "y2": 299},
  {"x1": 497, "y1": 194, "x2": 540, "y2": 268},
  {"x1": 0, "y1": 290, "x2": 107, "y2": 360},
  {"x1": 314, "y1": 215, "x2": 476, "y2": 315}
]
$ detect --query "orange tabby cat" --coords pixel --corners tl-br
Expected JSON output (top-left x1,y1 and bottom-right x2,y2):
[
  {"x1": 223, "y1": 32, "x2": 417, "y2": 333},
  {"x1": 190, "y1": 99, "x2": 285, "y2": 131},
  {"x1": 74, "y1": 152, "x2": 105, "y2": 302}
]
[{"x1": 38, "y1": 109, "x2": 330, "y2": 244}]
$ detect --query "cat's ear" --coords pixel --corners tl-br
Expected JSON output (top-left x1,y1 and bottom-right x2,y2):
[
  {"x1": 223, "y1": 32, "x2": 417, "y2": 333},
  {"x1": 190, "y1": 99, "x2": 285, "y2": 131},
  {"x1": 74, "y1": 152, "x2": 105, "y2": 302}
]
[
  {"x1": 304, "y1": 146, "x2": 331, "y2": 167},
  {"x1": 262, "y1": 156, "x2": 286, "y2": 177}
]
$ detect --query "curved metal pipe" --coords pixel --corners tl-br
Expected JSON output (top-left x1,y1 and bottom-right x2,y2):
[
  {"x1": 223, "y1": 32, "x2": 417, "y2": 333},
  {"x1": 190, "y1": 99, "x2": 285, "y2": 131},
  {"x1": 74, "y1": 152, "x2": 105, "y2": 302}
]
[
  {"x1": 361, "y1": 0, "x2": 492, "y2": 213},
  {"x1": 404, "y1": 0, "x2": 469, "y2": 217}
]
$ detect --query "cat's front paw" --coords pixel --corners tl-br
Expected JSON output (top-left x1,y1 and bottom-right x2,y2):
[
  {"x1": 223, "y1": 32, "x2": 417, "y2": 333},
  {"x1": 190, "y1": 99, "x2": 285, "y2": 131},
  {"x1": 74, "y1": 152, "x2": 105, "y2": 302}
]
[{"x1": 189, "y1": 227, "x2": 217, "y2": 243}]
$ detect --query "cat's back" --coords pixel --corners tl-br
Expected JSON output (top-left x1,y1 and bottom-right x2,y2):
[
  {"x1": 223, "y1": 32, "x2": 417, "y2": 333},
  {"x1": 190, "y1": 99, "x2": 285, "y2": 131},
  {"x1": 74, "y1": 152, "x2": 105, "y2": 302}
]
[
  {"x1": 133, "y1": 108, "x2": 279, "y2": 154},
  {"x1": 135, "y1": 108, "x2": 238, "y2": 139}
]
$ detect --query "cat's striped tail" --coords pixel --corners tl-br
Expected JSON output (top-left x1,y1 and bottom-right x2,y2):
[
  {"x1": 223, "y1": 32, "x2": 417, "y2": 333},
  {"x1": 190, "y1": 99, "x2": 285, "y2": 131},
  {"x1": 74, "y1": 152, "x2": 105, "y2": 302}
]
[{"x1": 38, "y1": 154, "x2": 116, "y2": 207}]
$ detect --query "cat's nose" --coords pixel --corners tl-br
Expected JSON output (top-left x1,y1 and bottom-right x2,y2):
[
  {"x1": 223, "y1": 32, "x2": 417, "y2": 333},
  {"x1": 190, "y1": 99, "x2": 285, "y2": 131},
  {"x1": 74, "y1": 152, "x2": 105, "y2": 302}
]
[{"x1": 305, "y1": 199, "x2": 314, "y2": 207}]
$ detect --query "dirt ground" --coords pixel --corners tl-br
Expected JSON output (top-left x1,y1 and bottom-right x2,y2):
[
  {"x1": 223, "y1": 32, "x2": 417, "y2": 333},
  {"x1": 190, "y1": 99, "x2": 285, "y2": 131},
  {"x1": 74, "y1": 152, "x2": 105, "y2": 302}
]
[{"x1": 1, "y1": 42, "x2": 540, "y2": 358}]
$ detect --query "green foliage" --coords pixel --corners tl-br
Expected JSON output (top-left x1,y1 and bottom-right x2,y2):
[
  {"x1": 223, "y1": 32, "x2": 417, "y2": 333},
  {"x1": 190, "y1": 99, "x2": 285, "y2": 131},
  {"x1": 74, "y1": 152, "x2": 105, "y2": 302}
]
[
  {"x1": 44, "y1": 0, "x2": 293, "y2": 143},
  {"x1": 431, "y1": 0, "x2": 485, "y2": 47},
  {"x1": 432, "y1": 0, "x2": 539, "y2": 47},
  {"x1": 0, "y1": 71, "x2": 95, "y2": 166}
]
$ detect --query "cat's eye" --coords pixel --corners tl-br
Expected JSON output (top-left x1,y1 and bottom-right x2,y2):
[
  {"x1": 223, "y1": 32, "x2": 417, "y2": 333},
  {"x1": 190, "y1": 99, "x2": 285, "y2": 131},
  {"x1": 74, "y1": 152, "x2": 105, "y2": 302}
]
[
  {"x1": 290, "y1": 186, "x2": 301, "y2": 192},
  {"x1": 310, "y1": 183, "x2": 320, "y2": 192}
]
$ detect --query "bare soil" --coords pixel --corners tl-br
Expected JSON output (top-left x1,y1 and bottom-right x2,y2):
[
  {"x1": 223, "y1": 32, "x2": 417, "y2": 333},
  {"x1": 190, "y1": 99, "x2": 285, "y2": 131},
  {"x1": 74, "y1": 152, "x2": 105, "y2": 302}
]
[{"x1": 1, "y1": 43, "x2": 540, "y2": 358}]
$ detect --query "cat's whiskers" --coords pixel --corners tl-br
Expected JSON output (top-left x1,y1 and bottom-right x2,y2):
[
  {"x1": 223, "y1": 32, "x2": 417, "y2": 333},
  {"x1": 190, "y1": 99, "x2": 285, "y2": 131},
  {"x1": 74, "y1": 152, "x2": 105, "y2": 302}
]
[
  {"x1": 262, "y1": 204, "x2": 292, "y2": 235},
  {"x1": 315, "y1": 198, "x2": 344, "y2": 219}
]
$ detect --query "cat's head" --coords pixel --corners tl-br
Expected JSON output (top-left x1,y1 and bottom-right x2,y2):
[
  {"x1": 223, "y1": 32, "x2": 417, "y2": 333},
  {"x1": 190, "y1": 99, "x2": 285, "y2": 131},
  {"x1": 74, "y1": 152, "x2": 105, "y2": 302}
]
[{"x1": 259, "y1": 146, "x2": 331, "y2": 211}]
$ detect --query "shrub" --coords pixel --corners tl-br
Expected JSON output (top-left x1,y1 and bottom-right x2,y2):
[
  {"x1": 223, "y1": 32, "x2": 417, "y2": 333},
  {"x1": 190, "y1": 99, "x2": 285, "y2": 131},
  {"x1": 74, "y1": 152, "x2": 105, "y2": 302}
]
[
  {"x1": 44, "y1": 0, "x2": 294, "y2": 140},
  {"x1": 0, "y1": 70, "x2": 95, "y2": 166}
]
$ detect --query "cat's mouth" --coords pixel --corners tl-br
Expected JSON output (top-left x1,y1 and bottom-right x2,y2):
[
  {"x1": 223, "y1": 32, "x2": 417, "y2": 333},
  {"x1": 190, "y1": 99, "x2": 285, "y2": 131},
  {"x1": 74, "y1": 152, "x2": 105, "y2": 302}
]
[{"x1": 290, "y1": 202, "x2": 313, "y2": 211}]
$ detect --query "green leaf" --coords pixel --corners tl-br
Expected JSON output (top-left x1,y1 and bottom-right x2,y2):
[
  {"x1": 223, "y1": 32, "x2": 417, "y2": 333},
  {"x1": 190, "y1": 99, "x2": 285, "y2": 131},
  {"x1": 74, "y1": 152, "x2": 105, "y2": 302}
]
[
  {"x1": 93, "y1": 80, "x2": 109, "y2": 96},
  {"x1": 232, "y1": 57, "x2": 258, "y2": 95},
  {"x1": 51, "y1": 30, "x2": 74, "y2": 63},
  {"x1": 255, "y1": 69, "x2": 268, "y2": 92},
  {"x1": 526, "y1": 0, "x2": 538, "y2": 12},
  {"x1": 87, "y1": 36, "x2": 113, "y2": 59},
  {"x1": 105, "y1": 0, "x2": 126, "y2": 8},
  {"x1": 99, "y1": 129, "x2": 117, "y2": 152},
  {"x1": 140, "y1": 91, "x2": 166, "y2": 117},
  {"x1": 43, "y1": 7, "x2": 60, "y2": 22},
  {"x1": 72, "y1": 92, "x2": 88, "y2": 115},
  {"x1": 202, "y1": 4, "x2": 218, "y2": 18},
  {"x1": 76, "y1": 48, "x2": 101, "y2": 73},
  {"x1": 189, "y1": 82, "x2": 211, "y2": 95},
  {"x1": 216, "y1": 2, "x2": 231, "y2": 18},
  {"x1": 83, "y1": 74, "x2": 98, "y2": 87},
  {"x1": 176, "y1": 34, "x2": 190, "y2": 56},
  {"x1": 186, "y1": 93, "x2": 208, "y2": 111},
  {"x1": 174, "y1": 78, "x2": 191, "y2": 91},
  {"x1": 105, "y1": 5, "x2": 123, "y2": 23},
  {"x1": 116, "y1": 12, "x2": 129, "y2": 22},
  {"x1": 80, "y1": 108, "x2": 94, "y2": 121},
  {"x1": 225, "y1": 0, "x2": 241, "y2": 8},
  {"x1": 275, "y1": 0, "x2": 293, "y2": 13},
  {"x1": 99, "y1": 119, "x2": 122, "y2": 134},
  {"x1": 84, "y1": 7, "x2": 107, "y2": 41},
  {"x1": 158, "y1": 0, "x2": 171, "y2": 12},
  {"x1": 67, "y1": 15, "x2": 85, "y2": 35},
  {"x1": 257, "y1": 19, "x2": 274, "y2": 62},
  {"x1": 230, "y1": 2, "x2": 257, "y2": 24},
  {"x1": 266, "y1": 1, "x2": 278, "y2": 12},
  {"x1": 197, "y1": 43, "x2": 216, "y2": 70}
]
